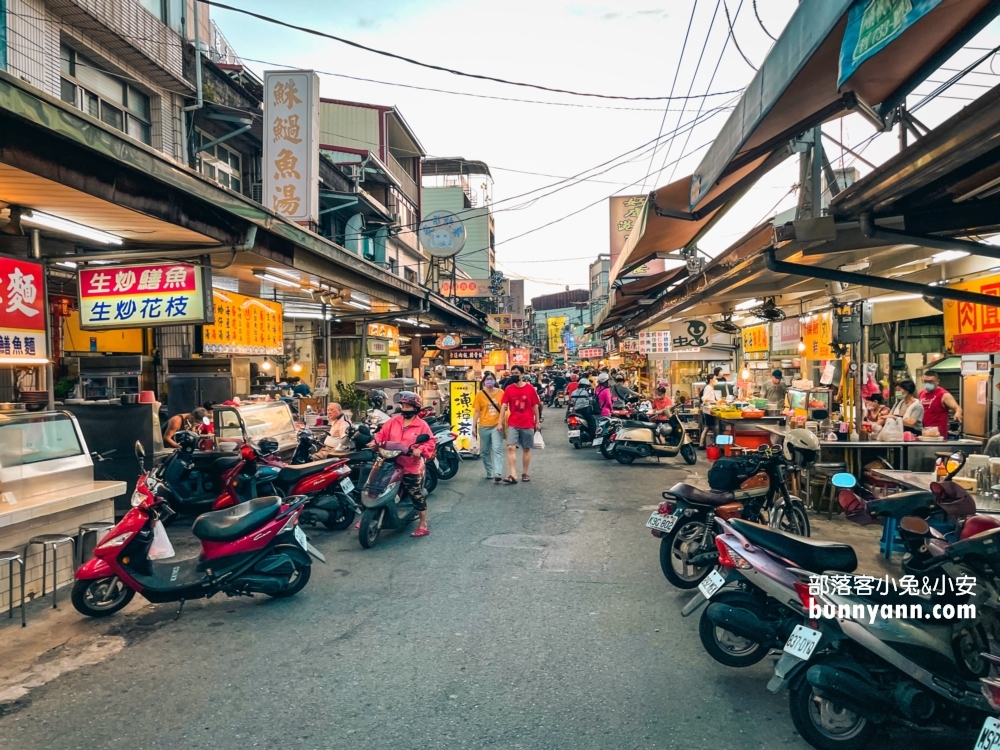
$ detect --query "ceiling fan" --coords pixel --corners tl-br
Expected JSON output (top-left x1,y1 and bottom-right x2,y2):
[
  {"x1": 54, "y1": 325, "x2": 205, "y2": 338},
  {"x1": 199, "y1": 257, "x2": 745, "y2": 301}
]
[
  {"x1": 712, "y1": 314, "x2": 742, "y2": 335},
  {"x1": 750, "y1": 297, "x2": 786, "y2": 322}
]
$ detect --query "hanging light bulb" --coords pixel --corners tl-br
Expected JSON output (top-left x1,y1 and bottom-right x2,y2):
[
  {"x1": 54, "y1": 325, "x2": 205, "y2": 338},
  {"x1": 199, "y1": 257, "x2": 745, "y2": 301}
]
[
  {"x1": 740, "y1": 367, "x2": 751, "y2": 380},
  {"x1": 291, "y1": 362, "x2": 302, "y2": 373},
  {"x1": 261, "y1": 358, "x2": 272, "y2": 371}
]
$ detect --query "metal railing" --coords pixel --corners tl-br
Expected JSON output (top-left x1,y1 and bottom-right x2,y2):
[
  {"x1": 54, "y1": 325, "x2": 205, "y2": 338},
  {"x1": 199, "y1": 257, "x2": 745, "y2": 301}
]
[{"x1": 386, "y1": 153, "x2": 419, "y2": 205}]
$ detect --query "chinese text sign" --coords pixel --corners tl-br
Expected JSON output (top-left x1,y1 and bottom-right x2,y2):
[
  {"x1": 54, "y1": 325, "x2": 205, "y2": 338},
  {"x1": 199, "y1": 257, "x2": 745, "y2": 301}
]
[
  {"x1": 263, "y1": 70, "x2": 320, "y2": 224},
  {"x1": 0, "y1": 256, "x2": 46, "y2": 360},
  {"x1": 78, "y1": 263, "x2": 208, "y2": 330},
  {"x1": 202, "y1": 290, "x2": 283, "y2": 355},
  {"x1": 450, "y1": 381, "x2": 478, "y2": 452}
]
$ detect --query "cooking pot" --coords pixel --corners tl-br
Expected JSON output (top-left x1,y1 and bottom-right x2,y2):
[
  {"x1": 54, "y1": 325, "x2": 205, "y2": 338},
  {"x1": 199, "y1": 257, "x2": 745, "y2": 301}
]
[{"x1": 120, "y1": 393, "x2": 139, "y2": 405}]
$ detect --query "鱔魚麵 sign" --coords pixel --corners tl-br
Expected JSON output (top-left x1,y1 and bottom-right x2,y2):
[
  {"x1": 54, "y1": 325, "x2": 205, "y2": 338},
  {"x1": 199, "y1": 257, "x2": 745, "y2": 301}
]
[
  {"x1": 78, "y1": 263, "x2": 211, "y2": 330},
  {"x1": 0, "y1": 256, "x2": 47, "y2": 361}
]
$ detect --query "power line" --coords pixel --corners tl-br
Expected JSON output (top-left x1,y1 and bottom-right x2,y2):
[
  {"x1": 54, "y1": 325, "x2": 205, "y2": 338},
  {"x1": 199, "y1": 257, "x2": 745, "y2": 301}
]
[
  {"x1": 204, "y1": 0, "x2": 741, "y2": 102},
  {"x1": 752, "y1": 0, "x2": 777, "y2": 41},
  {"x1": 724, "y1": 1, "x2": 757, "y2": 71},
  {"x1": 640, "y1": 0, "x2": 701, "y2": 194}
]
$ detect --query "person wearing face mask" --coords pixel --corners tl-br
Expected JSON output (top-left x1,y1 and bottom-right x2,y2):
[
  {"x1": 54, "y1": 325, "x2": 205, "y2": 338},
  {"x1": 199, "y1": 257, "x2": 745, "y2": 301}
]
[
  {"x1": 373, "y1": 392, "x2": 436, "y2": 537},
  {"x1": 889, "y1": 379, "x2": 924, "y2": 434},
  {"x1": 919, "y1": 371, "x2": 961, "y2": 437},
  {"x1": 472, "y1": 372, "x2": 505, "y2": 483},
  {"x1": 498, "y1": 365, "x2": 541, "y2": 484}
]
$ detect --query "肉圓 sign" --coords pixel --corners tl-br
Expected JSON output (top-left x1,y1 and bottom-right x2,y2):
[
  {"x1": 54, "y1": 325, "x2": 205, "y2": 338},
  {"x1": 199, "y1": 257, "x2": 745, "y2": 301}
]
[
  {"x1": 839, "y1": 0, "x2": 943, "y2": 85},
  {"x1": 263, "y1": 70, "x2": 320, "y2": 224},
  {"x1": 942, "y1": 274, "x2": 1000, "y2": 354},
  {"x1": 78, "y1": 263, "x2": 211, "y2": 330},
  {"x1": 0, "y1": 256, "x2": 47, "y2": 360}
]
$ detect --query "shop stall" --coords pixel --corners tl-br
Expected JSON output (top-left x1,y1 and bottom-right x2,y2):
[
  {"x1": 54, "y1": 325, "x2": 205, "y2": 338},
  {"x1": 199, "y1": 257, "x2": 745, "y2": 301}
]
[{"x1": 0, "y1": 409, "x2": 125, "y2": 612}]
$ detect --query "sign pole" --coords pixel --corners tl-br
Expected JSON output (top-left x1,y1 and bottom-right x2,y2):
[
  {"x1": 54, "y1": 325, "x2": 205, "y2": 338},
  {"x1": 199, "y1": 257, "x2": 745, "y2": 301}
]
[{"x1": 31, "y1": 230, "x2": 54, "y2": 409}]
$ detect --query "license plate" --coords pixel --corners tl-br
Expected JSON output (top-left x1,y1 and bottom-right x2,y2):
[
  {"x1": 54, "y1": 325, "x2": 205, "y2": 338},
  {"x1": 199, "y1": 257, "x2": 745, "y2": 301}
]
[
  {"x1": 568, "y1": 430, "x2": 581, "y2": 438},
  {"x1": 340, "y1": 476, "x2": 355, "y2": 494},
  {"x1": 975, "y1": 717, "x2": 1000, "y2": 750},
  {"x1": 293, "y1": 525, "x2": 308, "y2": 551},
  {"x1": 593, "y1": 437, "x2": 603, "y2": 447},
  {"x1": 783, "y1": 625, "x2": 822, "y2": 661},
  {"x1": 646, "y1": 512, "x2": 677, "y2": 533},
  {"x1": 698, "y1": 569, "x2": 726, "y2": 599}
]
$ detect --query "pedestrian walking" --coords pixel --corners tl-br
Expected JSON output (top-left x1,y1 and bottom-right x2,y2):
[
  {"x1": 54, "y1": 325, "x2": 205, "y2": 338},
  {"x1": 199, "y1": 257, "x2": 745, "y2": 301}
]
[
  {"x1": 472, "y1": 371, "x2": 505, "y2": 483},
  {"x1": 498, "y1": 364, "x2": 541, "y2": 484}
]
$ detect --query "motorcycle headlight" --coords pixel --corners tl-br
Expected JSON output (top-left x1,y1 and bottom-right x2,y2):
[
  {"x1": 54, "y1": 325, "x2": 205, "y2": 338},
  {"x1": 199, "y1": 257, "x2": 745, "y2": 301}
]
[
  {"x1": 379, "y1": 449, "x2": 403, "y2": 459},
  {"x1": 130, "y1": 489, "x2": 145, "y2": 507}
]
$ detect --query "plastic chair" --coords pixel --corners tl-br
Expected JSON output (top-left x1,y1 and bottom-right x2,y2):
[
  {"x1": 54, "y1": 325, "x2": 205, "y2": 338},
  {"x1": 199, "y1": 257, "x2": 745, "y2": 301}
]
[
  {"x1": 0, "y1": 550, "x2": 25, "y2": 627},
  {"x1": 26, "y1": 534, "x2": 75, "y2": 609},
  {"x1": 808, "y1": 462, "x2": 849, "y2": 517}
]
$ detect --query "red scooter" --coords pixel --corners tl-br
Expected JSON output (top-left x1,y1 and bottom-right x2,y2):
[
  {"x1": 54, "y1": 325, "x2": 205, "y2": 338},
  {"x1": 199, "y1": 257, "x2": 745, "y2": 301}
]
[{"x1": 72, "y1": 441, "x2": 326, "y2": 618}]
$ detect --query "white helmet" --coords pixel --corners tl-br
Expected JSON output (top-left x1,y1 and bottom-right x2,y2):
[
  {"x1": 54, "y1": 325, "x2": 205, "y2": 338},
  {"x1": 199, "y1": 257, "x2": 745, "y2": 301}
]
[
  {"x1": 784, "y1": 428, "x2": 820, "y2": 467},
  {"x1": 578, "y1": 378, "x2": 592, "y2": 388},
  {"x1": 597, "y1": 373, "x2": 609, "y2": 383}
]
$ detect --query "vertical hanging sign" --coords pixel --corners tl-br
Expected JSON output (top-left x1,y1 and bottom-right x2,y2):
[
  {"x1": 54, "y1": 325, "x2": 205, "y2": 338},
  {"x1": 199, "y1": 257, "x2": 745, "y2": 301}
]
[
  {"x1": 263, "y1": 70, "x2": 320, "y2": 225},
  {"x1": 0, "y1": 256, "x2": 46, "y2": 361}
]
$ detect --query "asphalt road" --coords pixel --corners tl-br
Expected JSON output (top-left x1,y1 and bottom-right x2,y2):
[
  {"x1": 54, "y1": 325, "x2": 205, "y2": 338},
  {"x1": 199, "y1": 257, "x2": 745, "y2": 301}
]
[{"x1": 0, "y1": 430, "x2": 973, "y2": 749}]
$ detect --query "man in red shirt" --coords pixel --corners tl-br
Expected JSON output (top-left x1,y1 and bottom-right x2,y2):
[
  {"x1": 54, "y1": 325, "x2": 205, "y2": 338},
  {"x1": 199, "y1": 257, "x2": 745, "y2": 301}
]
[
  {"x1": 919, "y1": 372, "x2": 961, "y2": 437},
  {"x1": 373, "y1": 392, "x2": 436, "y2": 537},
  {"x1": 498, "y1": 365, "x2": 541, "y2": 484}
]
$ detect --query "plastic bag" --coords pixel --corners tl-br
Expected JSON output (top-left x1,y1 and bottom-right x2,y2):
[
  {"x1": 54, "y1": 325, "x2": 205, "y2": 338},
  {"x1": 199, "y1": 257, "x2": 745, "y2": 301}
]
[
  {"x1": 533, "y1": 430, "x2": 545, "y2": 449},
  {"x1": 877, "y1": 415, "x2": 904, "y2": 442},
  {"x1": 148, "y1": 519, "x2": 175, "y2": 560}
]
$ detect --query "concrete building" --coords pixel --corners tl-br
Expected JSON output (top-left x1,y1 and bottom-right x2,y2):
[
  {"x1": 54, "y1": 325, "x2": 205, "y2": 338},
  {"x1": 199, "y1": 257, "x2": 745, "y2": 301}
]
[
  {"x1": 421, "y1": 158, "x2": 494, "y2": 280},
  {"x1": 588, "y1": 255, "x2": 610, "y2": 322}
]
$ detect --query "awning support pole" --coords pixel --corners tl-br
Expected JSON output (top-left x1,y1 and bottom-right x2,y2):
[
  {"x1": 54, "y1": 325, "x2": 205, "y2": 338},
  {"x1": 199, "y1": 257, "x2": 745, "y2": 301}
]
[
  {"x1": 859, "y1": 215, "x2": 1000, "y2": 261},
  {"x1": 762, "y1": 249, "x2": 1000, "y2": 307},
  {"x1": 32, "y1": 230, "x2": 54, "y2": 410}
]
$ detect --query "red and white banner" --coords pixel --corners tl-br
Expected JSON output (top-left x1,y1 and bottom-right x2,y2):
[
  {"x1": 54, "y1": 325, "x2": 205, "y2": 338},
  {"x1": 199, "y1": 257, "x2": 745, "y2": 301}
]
[
  {"x1": 78, "y1": 263, "x2": 209, "y2": 330},
  {"x1": 0, "y1": 256, "x2": 46, "y2": 361}
]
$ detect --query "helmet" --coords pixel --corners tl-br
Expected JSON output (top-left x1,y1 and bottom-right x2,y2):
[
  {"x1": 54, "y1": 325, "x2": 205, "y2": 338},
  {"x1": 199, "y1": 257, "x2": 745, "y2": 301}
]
[
  {"x1": 578, "y1": 378, "x2": 591, "y2": 388},
  {"x1": 960, "y1": 514, "x2": 1000, "y2": 540},
  {"x1": 597, "y1": 373, "x2": 609, "y2": 383},
  {"x1": 784, "y1": 428, "x2": 820, "y2": 467},
  {"x1": 570, "y1": 373, "x2": 579, "y2": 382},
  {"x1": 173, "y1": 430, "x2": 199, "y2": 451},
  {"x1": 258, "y1": 437, "x2": 280, "y2": 456},
  {"x1": 395, "y1": 391, "x2": 422, "y2": 410},
  {"x1": 368, "y1": 389, "x2": 387, "y2": 410}
]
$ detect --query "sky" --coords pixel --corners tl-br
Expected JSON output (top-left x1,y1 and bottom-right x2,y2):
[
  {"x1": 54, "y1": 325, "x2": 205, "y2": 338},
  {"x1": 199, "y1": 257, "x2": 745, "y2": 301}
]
[{"x1": 208, "y1": 0, "x2": 1000, "y2": 304}]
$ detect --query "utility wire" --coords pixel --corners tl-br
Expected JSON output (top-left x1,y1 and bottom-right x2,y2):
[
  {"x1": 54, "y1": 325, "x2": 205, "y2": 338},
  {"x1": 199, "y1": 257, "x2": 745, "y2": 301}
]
[
  {"x1": 752, "y1": 0, "x2": 776, "y2": 41},
  {"x1": 724, "y1": 1, "x2": 757, "y2": 71},
  {"x1": 204, "y1": 0, "x2": 733, "y2": 102},
  {"x1": 639, "y1": 0, "x2": 701, "y2": 194}
]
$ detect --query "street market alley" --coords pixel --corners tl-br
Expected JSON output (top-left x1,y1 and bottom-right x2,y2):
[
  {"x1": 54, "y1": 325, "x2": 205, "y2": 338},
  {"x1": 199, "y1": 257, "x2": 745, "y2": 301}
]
[{"x1": 0, "y1": 436, "x2": 975, "y2": 750}]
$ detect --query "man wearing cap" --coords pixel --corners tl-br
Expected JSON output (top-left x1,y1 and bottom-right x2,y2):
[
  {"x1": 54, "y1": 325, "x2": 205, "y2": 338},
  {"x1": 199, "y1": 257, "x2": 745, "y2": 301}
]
[{"x1": 762, "y1": 370, "x2": 788, "y2": 407}]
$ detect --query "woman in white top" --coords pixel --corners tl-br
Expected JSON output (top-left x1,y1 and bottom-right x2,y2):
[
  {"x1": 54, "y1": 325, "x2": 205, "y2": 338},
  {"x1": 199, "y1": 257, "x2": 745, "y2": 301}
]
[
  {"x1": 699, "y1": 374, "x2": 720, "y2": 448},
  {"x1": 889, "y1": 379, "x2": 924, "y2": 435}
]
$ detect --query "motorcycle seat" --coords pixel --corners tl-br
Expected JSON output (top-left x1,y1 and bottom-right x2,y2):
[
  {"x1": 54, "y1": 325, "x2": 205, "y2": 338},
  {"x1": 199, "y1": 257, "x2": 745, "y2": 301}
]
[
  {"x1": 192, "y1": 496, "x2": 283, "y2": 542},
  {"x1": 667, "y1": 482, "x2": 735, "y2": 506},
  {"x1": 730, "y1": 520, "x2": 858, "y2": 573},
  {"x1": 323, "y1": 449, "x2": 375, "y2": 463},
  {"x1": 212, "y1": 456, "x2": 241, "y2": 472},
  {"x1": 866, "y1": 490, "x2": 938, "y2": 520},
  {"x1": 275, "y1": 458, "x2": 343, "y2": 485},
  {"x1": 621, "y1": 419, "x2": 651, "y2": 429}
]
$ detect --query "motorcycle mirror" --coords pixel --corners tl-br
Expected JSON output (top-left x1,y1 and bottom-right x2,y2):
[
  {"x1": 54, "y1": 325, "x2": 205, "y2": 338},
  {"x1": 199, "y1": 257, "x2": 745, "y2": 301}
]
[
  {"x1": 134, "y1": 440, "x2": 145, "y2": 460},
  {"x1": 900, "y1": 516, "x2": 930, "y2": 535},
  {"x1": 945, "y1": 451, "x2": 966, "y2": 480},
  {"x1": 715, "y1": 434, "x2": 733, "y2": 445},
  {"x1": 415, "y1": 433, "x2": 430, "y2": 444},
  {"x1": 831, "y1": 473, "x2": 857, "y2": 489}
]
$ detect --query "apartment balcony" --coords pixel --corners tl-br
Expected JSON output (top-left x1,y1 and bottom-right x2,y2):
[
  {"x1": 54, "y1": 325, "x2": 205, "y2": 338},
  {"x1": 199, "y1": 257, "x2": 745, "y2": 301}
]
[{"x1": 386, "y1": 152, "x2": 419, "y2": 206}]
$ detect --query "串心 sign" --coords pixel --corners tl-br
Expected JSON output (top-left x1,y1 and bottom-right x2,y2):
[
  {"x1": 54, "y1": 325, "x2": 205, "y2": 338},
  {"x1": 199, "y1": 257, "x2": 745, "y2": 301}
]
[
  {"x1": 669, "y1": 319, "x2": 710, "y2": 350},
  {"x1": 78, "y1": 263, "x2": 211, "y2": 330}
]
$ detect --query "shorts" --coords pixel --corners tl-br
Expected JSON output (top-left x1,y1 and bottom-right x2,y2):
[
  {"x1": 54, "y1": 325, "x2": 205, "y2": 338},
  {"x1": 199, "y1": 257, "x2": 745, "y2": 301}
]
[{"x1": 506, "y1": 426, "x2": 535, "y2": 450}]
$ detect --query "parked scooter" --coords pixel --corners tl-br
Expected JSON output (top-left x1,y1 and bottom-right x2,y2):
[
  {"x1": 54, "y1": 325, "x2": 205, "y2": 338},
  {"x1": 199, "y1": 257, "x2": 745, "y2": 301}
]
[
  {"x1": 357, "y1": 433, "x2": 432, "y2": 548},
  {"x1": 154, "y1": 427, "x2": 247, "y2": 516},
  {"x1": 612, "y1": 403, "x2": 697, "y2": 465},
  {"x1": 72, "y1": 441, "x2": 325, "y2": 618},
  {"x1": 645, "y1": 435, "x2": 815, "y2": 588}
]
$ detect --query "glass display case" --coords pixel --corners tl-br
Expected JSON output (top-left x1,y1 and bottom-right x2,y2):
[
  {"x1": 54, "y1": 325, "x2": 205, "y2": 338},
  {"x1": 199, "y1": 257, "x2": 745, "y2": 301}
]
[
  {"x1": 0, "y1": 410, "x2": 95, "y2": 498},
  {"x1": 214, "y1": 401, "x2": 298, "y2": 454}
]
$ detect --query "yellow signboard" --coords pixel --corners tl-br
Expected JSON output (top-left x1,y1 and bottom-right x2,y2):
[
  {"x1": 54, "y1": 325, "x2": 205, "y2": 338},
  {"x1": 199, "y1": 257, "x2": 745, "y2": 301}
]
[
  {"x1": 741, "y1": 324, "x2": 769, "y2": 353},
  {"x1": 203, "y1": 290, "x2": 283, "y2": 355},
  {"x1": 942, "y1": 274, "x2": 1000, "y2": 354},
  {"x1": 482, "y1": 350, "x2": 508, "y2": 369},
  {"x1": 449, "y1": 380, "x2": 479, "y2": 452},
  {"x1": 367, "y1": 323, "x2": 400, "y2": 357},
  {"x1": 547, "y1": 316, "x2": 567, "y2": 353},
  {"x1": 801, "y1": 312, "x2": 833, "y2": 360}
]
